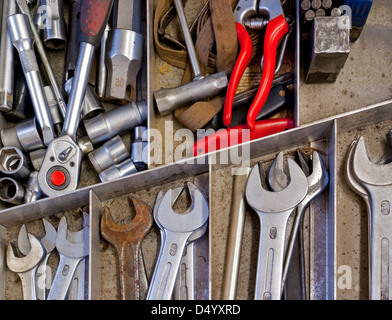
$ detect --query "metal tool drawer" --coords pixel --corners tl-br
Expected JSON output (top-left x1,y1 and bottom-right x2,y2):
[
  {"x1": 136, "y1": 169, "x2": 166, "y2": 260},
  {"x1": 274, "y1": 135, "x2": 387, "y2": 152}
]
[{"x1": 0, "y1": 0, "x2": 391, "y2": 300}]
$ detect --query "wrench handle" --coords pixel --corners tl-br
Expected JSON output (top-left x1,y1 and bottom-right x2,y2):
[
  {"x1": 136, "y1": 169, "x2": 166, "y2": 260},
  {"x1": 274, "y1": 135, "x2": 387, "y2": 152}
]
[
  {"x1": 147, "y1": 231, "x2": 190, "y2": 300},
  {"x1": 247, "y1": 15, "x2": 289, "y2": 131},
  {"x1": 79, "y1": 0, "x2": 114, "y2": 48},
  {"x1": 255, "y1": 211, "x2": 292, "y2": 300},
  {"x1": 116, "y1": 243, "x2": 141, "y2": 300},
  {"x1": 47, "y1": 254, "x2": 82, "y2": 300}
]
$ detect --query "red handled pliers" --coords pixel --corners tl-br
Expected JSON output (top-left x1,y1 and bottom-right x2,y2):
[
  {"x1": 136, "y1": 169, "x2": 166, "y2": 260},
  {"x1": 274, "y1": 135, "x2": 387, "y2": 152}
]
[
  {"x1": 223, "y1": 0, "x2": 289, "y2": 131},
  {"x1": 193, "y1": 118, "x2": 294, "y2": 156}
]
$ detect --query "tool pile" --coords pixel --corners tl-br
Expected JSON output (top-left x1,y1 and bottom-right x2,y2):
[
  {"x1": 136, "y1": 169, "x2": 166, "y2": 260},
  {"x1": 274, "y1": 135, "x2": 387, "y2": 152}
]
[
  {"x1": 7, "y1": 214, "x2": 89, "y2": 300},
  {"x1": 0, "y1": 0, "x2": 148, "y2": 207}
]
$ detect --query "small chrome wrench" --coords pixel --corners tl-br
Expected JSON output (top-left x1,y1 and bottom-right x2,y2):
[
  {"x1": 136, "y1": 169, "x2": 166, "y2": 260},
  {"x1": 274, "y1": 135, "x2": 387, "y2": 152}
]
[
  {"x1": 147, "y1": 183, "x2": 209, "y2": 300},
  {"x1": 47, "y1": 212, "x2": 89, "y2": 300},
  {"x1": 100, "y1": 197, "x2": 153, "y2": 300},
  {"x1": 351, "y1": 136, "x2": 392, "y2": 300},
  {"x1": 17, "y1": 220, "x2": 57, "y2": 300},
  {"x1": 246, "y1": 159, "x2": 308, "y2": 300},
  {"x1": 269, "y1": 151, "x2": 329, "y2": 297},
  {"x1": 7, "y1": 234, "x2": 46, "y2": 300}
]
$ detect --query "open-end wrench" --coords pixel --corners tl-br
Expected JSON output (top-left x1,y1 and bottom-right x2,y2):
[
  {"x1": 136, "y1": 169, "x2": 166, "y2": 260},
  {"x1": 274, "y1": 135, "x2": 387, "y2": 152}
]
[
  {"x1": 7, "y1": 234, "x2": 46, "y2": 300},
  {"x1": 100, "y1": 197, "x2": 153, "y2": 300},
  {"x1": 47, "y1": 212, "x2": 89, "y2": 300},
  {"x1": 351, "y1": 136, "x2": 392, "y2": 300},
  {"x1": 17, "y1": 220, "x2": 57, "y2": 300},
  {"x1": 246, "y1": 159, "x2": 308, "y2": 300},
  {"x1": 153, "y1": 186, "x2": 207, "y2": 300},
  {"x1": 147, "y1": 183, "x2": 209, "y2": 300},
  {"x1": 37, "y1": 0, "x2": 114, "y2": 197},
  {"x1": 269, "y1": 151, "x2": 329, "y2": 298}
]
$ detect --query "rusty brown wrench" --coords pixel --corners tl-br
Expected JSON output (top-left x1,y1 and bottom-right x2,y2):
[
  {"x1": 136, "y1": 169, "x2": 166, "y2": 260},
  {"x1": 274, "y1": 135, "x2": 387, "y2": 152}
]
[{"x1": 100, "y1": 197, "x2": 153, "y2": 300}]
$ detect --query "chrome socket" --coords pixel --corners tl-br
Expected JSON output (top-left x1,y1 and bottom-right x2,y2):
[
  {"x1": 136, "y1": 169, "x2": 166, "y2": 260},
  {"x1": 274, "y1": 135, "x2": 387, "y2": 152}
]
[
  {"x1": 99, "y1": 158, "x2": 137, "y2": 182},
  {"x1": 0, "y1": 177, "x2": 25, "y2": 205},
  {"x1": 83, "y1": 100, "x2": 147, "y2": 145},
  {"x1": 35, "y1": 0, "x2": 67, "y2": 50},
  {"x1": 131, "y1": 126, "x2": 148, "y2": 171},
  {"x1": 1, "y1": 118, "x2": 44, "y2": 153},
  {"x1": 88, "y1": 135, "x2": 130, "y2": 173},
  {"x1": 0, "y1": 146, "x2": 31, "y2": 181},
  {"x1": 64, "y1": 78, "x2": 105, "y2": 120}
]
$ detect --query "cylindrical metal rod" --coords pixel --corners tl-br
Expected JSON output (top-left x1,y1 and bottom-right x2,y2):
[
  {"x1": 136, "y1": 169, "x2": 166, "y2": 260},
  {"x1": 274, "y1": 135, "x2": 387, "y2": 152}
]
[
  {"x1": 8, "y1": 13, "x2": 55, "y2": 146},
  {"x1": 173, "y1": 0, "x2": 203, "y2": 80},
  {"x1": 222, "y1": 167, "x2": 251, "y2": 299},
  {"x1": 16, "y1": 0, "x2": 67, "y2": 118},
  {"x1": 0, "y1": 0, "x2": 18, "y2": 112},
  {"x1": 61, "y1": 42, "x2": 95, "y2": 140}
]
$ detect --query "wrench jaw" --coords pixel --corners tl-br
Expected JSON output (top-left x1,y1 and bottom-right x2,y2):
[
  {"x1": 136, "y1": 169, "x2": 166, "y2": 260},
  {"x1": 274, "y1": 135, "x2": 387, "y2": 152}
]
[
  {"x1": 246, "y1": 158, "x2": 308, "y2": 213},
  {"x1": 157, "y1": 184, "x2": 209, "y2": 233},
  {"x1": 7, "y1": 234, "x2": 46, "y2": 273},
  {"x1": 352, "y1": 136, "x2": 392, "y2": 187},
  {"x1": 37, "y1": 136, "x2": 83, "y2": 197},
  {"x1": 101, "y1": 197, "x2": 153, "y2": 245},
  {"x1": 55, "y1": 213, "x2": 90, "y2": 259}
]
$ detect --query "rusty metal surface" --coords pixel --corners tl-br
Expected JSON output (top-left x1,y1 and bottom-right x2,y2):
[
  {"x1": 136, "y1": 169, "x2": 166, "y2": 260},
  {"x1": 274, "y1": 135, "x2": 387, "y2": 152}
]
[{"x1": 100, "y1": 197, "x2": 153, "y2": 300}]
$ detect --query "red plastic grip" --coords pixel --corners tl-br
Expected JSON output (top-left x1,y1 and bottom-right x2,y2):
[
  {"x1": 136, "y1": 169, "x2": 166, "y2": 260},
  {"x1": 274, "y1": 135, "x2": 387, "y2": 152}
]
[
  {"x1": 193, "y1": 118, "x2": 294, "y2": 156},
  {"x1": 222, "y1": 23, "x2": 253, "y2": 127},
  {"x1": 246, "y1": 14, "x2": 289, "y2": 131},
  {"x1": 80, "y1": 0, "x2": 113, "y2": 43}
]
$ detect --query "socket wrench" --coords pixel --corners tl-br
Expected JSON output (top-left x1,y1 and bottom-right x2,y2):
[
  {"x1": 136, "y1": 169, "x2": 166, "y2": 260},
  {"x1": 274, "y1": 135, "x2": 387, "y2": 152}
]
[
  {"x1": 37, "y1": 0, "x2": 114, "y2": 197},
  {"x1": 0, "y1": 0, "x2": 18, "y2": 112},
  {"x1": 105, "y1": 0, "x2": 143, "y2": 102},
  {"x1": 7, "y1": 13, "x2": 55, "y2": 146}
]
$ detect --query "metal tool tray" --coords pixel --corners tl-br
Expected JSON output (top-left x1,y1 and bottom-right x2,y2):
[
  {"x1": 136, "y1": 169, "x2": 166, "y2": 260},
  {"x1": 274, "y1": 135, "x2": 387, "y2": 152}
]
[{"x1": 0, "y1": 0, "x2": 390, "y2": 300}]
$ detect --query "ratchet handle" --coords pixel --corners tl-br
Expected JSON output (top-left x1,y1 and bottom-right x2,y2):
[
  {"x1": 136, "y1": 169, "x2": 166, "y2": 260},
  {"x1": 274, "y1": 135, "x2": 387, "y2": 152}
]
[
  {"x1": 223, "y1": 23, "x2": 253, "y2": 127},
  {"x1": 193, "y1": 118, "x2": 294, "y2": 156},
  {"x1": 247, "y1": 15, "x2": 289, "y2": 131},
  {"x1": 79, "y1": 0, "x2": 114, "y2": 47}
]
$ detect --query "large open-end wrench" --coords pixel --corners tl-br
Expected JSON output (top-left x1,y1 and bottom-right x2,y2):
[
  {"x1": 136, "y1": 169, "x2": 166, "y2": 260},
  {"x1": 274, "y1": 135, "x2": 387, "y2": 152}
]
[
  {"x1": 147, "y1": 183, "x2": 209, "y2": 300},
  {"x1": 47, "y1": 213, "x2": 89, "y2": 300},
  {"x1": 153, "y1": 185, "x2": 207, "y2": 300},
  {"x1": 37, "y1": 0, "x2": 114, "y2": 197},
  {"x1": 101, "y1": 197, "x2": 153, "y2": 300},
  {"x1": 351, "y1": 136, "x2": 392, "y2": 300},
  {"x1": 18, "y1": 220, "x2": 57, "y2": 300},
  {"x1": 246, "y1": 159, "x2": 308, "y2": 300},
  {"x1": 269, "y1": 151, "x2": 329, "y2": 298},
  {"x1": 7, "y1": 234, "x2": 46, "y2": 300}
]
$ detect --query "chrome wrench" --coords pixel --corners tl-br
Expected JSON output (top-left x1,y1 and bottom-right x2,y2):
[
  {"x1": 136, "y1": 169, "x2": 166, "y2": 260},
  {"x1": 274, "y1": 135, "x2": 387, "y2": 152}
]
[
  {"x1": 47, "y1": 213, "x2": 89, "y2": 300},
  {"x1": 147, "y1": 183, "x2": 209, "y2": 300},
  {"x1": 245, "y1": 159, "x2": 308, "y2": 300},
  {"x1": 269, "y1": 151, "x2": 329, "y2": 298},
  {"x1": 351, "y1": 136, "x2": 392, "y2": 300},
  {"x1": 37, "y1": 0, "x2": 114, "y2": 197},
  {"x1": 17, "y1": 220, "x2": 57, "y2": 300},
  {"x1": 7, "y1": 234, "x2": 46, "y2": 300}
]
